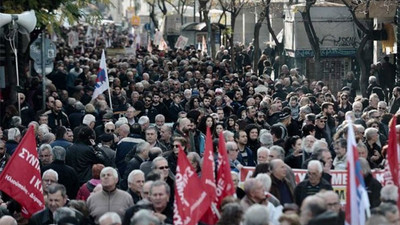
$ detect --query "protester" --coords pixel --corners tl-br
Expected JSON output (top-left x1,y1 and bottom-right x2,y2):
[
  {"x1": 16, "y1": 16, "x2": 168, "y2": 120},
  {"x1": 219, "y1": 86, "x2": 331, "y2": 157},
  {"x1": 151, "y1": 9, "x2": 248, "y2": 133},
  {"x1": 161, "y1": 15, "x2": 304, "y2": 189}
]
[{"x1": 0, "y1": 21, "x2": 398, "y2": 225}]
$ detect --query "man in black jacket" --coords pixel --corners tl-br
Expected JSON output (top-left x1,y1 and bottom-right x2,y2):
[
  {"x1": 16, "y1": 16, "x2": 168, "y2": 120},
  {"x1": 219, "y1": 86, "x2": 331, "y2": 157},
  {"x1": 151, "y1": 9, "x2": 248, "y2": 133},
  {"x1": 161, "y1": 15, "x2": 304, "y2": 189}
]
[
  {"x1": 294, "y1": 160, "x2": 333, "y2": 207},
  {"x1": 29, "y1": 184, "x2": 67, "y2": 225},
  {"x1": 121, "y1": 141, "x2": 150, "y2": 190},
  {"x1": 66, "y1": 126, "x2": 109, "y2": 185},
  {"x1": 42, "y1": 146, "x2": 80, "y2": 199}
]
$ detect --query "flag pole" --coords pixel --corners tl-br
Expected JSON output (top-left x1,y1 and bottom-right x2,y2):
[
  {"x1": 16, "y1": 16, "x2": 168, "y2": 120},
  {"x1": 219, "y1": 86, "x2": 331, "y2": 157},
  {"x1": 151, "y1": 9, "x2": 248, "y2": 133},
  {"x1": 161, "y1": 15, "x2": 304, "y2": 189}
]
[
  {"x1": 102, "y1": 49, "x2": 113, "y2": 110},
  {"x1": 108, "y1": 87, "x2": 113, "y2": 110}
]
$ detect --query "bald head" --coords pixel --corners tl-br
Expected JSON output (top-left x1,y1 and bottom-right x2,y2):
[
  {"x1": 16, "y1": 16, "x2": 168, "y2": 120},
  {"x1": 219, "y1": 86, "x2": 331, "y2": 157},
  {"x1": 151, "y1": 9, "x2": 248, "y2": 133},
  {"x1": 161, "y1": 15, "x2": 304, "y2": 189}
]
[{"x1": 0, "y1": 216, "x2": 17, "y2": 225}]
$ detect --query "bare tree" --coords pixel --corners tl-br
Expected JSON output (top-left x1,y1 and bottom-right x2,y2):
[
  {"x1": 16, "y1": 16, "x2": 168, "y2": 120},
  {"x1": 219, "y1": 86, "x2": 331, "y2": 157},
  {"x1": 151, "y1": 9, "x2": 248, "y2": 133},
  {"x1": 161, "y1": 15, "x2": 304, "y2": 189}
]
[
  {"x1": 218, "y1": 0, "x2": 249, "y2": 68},
  {"x1": 146, "y1": 0, "x2": 159, "y2": 29},
  {"x1": 300, "y1": 0, "x2": 322, "y2": 80},
  {"x1": 253, "y1": 2, "x2": 266, "y2": 70},
  {"x1": 341, "y1": 0, "x2": 373, "y2": 96},
  {"x1": 166, "y1": 0, "x2": 190, "y2": 25}
]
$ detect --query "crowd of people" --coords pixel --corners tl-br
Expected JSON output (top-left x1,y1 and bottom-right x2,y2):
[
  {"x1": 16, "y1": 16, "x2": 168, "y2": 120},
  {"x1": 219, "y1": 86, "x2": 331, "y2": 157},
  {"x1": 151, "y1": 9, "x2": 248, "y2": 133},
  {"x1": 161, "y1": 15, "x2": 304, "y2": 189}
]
[{"x1": 0, "y1": 23, "x2": 399, "y2": 225}]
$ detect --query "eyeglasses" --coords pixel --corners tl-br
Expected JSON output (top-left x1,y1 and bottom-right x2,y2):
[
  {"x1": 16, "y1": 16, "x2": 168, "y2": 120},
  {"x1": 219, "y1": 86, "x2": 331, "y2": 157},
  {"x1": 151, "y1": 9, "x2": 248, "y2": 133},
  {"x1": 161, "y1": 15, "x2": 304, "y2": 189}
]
[
  {"x1": 0, "y1": 147, "x2": 4, "y2": 150},
  {"x1": 318, "y1": 120, "x2": 326, "y2": 123},
  {"x1": 173, "y1": 145, "x2": 180, "y2": 148},
  {"x1": 378, "y1": 107, "x2": 386, "y2": 110},
  {"x1": 106, "y1": 129, "x2": 115, "y2": 132},
  {"x1": 145, "y1": 99, "x2": 152, "y2": 102},
  {"x1": 158, "y1": 166, "x2": 169, "y2": 170}
]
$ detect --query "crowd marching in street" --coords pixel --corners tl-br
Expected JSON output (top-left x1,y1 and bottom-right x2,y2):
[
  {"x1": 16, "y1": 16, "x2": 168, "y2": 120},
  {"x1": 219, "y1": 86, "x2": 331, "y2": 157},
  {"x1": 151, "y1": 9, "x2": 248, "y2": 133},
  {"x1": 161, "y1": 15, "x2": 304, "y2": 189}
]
[{"x1": 0, "y1": 23, "x2": 399, "y2": 225}]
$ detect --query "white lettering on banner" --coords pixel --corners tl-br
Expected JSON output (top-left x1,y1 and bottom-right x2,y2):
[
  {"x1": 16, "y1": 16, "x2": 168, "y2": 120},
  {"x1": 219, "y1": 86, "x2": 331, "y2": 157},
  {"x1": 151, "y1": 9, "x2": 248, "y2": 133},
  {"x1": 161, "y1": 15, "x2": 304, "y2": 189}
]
[
  {"x1": 29, "y1": 175, "x2": 43, "y2": 191},
  {"x1": 173, "y1": 200, "x2": 183, "y2": 225},
  {"x1": 5, "y1": 175, "x2": 44, "y2": 208},
  {"x1": 175, "y1": 166, "x2": 195, "y2": 207},
  {"x1": 216, "y1": 178, "x2": 224, "y2": 197},
  {"x1": 18, "y1": 148, "x2": 41, "y2": 171},
  {"x1": 296, "y1": 172, "x2": 307, "y2": 182}
]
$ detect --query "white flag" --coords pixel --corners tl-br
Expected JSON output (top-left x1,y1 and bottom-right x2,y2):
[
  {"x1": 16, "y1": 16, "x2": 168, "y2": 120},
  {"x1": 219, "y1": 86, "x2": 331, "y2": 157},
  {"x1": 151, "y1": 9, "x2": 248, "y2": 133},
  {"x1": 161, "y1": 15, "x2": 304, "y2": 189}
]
[{"x1": 92, "y1": 50, "x2": 110, "y2": 100}]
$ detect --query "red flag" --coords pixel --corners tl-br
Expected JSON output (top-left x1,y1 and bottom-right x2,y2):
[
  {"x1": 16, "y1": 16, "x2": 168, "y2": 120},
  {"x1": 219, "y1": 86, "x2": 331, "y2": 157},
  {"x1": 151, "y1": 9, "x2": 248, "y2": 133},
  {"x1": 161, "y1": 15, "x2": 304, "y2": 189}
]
[
  {"x1": 0, "y1": 126, "x2": 45, "y2": 218},
  {"x1": 200, "y1": 127, "x2": 219, "y2": 224},
  {"x1": 216, "y1": 132, "x2": 235, "y2": 205},
  {"x1": 173, "y1": 145, "x2": 210, "y2": 225},
  {"x1": 384, "y1": 116, "x2": 400, "y2": 210}
]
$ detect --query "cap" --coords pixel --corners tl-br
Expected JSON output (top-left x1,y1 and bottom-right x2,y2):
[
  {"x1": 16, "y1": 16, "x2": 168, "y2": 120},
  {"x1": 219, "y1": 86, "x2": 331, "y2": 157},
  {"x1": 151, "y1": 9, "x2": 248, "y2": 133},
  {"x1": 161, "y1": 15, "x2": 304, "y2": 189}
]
[
  {"x1": 279, "y1": 111, "x2": 291, "y2": 120},
  {"x1": 103, "y1": 112, "x2": 114, "y2": 120},
  {"x1": 315, "y1": 113, "x2": 327, "y2": 120},
  {"x1": 99, "y1": 133, "x2": 114, "y2": 142}
]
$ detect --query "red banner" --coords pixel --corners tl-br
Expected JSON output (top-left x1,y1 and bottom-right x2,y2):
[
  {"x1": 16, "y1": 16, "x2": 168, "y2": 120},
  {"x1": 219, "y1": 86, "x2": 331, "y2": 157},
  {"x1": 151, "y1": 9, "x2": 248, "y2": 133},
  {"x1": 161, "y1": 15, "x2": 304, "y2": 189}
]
[
  {"x1": 173, "y1": 146, "x2": 210, "y2": 225},
  {"x1": 0, "y1": 126, "x2": 45, "y2": 218},
  {"x1": 216, "y1": 132, "x2": 235, "y2": 205},
  {"x1": 200, "y1": 128, "x2": 218, "y2": 225}
]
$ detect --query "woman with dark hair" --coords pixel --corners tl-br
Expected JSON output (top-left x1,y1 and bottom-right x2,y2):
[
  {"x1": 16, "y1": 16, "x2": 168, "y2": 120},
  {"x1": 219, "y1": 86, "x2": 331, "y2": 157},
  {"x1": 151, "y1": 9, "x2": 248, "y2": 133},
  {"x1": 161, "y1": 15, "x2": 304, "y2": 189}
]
[
  {"x1": 198, "y1": 115, "x2": 216, "y2": 137},
  {"x1": 252, "y1": 163, "x2": 270, "y2": 178},
  {"x1": 284, "y1": 135, "x2": 303, "y2": 168},
  {"x1": 245, "y1": 124, "x2": 261, "y2": 162},
  {"x1": 336, "y1": 92, "x2": 352, "y2": 124},
  {"x1": 51, "y1": 126, "x2": 73, "y2": 149},
  {"x1": 225, "y1": 115, "x2": 238, "y2": 132},
  {"x1": 301, "y1": 124, "x2": 316, "y2": 137},
  {"x1": 185, "y1": 96, "x2": 201, "y2": 112}
]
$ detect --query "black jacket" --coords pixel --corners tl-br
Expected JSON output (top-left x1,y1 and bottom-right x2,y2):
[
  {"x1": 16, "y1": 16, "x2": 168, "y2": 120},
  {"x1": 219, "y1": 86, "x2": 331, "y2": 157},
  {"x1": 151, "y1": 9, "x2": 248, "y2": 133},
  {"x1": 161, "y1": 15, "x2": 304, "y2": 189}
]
[
  {"x1": 42, "y1": 160, "x2": 80, "y2": 199},
  {"x1": 121, "y1": 155, "x2": 145, "y2": 190},
  {"x1": 28, "y1": 208, "x2": 53, "y2": 225},
  {"x1": 294, "y1": 178, "x2": 333, "y2": 206},
  {"x1": 364, "y1": 173, "x2": 382, "y2": 208},
  {"x1": 66, "y1": 142, "x2": 107, "y2": 185}
]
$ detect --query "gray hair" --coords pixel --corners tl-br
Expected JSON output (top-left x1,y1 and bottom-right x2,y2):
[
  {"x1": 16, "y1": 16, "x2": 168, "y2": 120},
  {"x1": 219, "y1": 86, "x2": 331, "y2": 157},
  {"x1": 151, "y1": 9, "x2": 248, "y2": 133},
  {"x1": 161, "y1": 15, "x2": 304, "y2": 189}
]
[
  {"x1": 380, "y1": 184, "x2": 398, "y2": 203},
  {"x1": 359, "y1": 157, "x2": 371, "y2": 175},
  {"x1": 150, "y1": 180, "x2": 170, "y2": 196},
  {"x1": 99, "y1": 212, "x2": 121, "y2": 224},
  {"x1": 131, "y1": 209, "x2": 161, "y2": 225},
  {"x1": 39, "y1": 144, "x2": 53, "y2": 155},
  {"x1": 255, "y1": 173, "x2": 272, "y2": 192},
  {"x1": 187, "y1": 152, "x2": 201, "y2": 166},
  {"x1": 243, "y1": 178, "x2": 261, "y2": 195},
  {"x1": 11, "y1": 116, "x2": 22, "y2": 127},
  {"x1": 8, "y1": 127, "x2": 21, "y2": 140},
  {"x1": 243, "y1": 204, "x2": 269, "y2": 225},
  {"x1": 138, "y1": 116, "x2": 150, "y2": 125},
  {"x1": 53, "y1": 207, "x2": 75, "y2": 224},
  {"x1": 136, "y1": 141, "x2": 150, "y2": 154},
  {"x1": 226, "y1": 141, "x2": 238, "y2": 152},
  {"x1": 101, "y1": 167, "x2": 119, "y2": 180},
  {"x1": 259, "y1": 132, "x2": 273, "y2": 147},
  {"x1": 152, "y1": 156, "x2": 167, "y2": 170},
  {"x1": 308, "y1": 160, "x2": 323, "y2": 173},
  {"x1": 223, "y1": 130, "x2": 234, "y2": 141},
  {"x1": 128, "y1": 170, "x2": 145, "y2": 184},
  {"x1": 43, "y1": 169, "x2": 59, "y2": 182},
  {"x1": 311, "y1": 139, "x2": 328, "y2": 153},
  {"x1": 155, "y1": 114, "x2": 165, "y2": 122},
  {"x1": 257, "y1": 147, "x2": 269, "y2": 156},
  {"x1": 82, "y1": 114, "x2": 96, "y2": 126},
  {"x1": 42, "y1": 133, "x2": 55, "y2": 144},
  {"x1": 52, "y1": 146, "x2": 66, "y2": 161},
  {"x1": 300, "y1": 105, "x2": 312, "y2": 114},
  {"x1": 364, "y1": 127, "x2": 378, "y2": 141},
  {"x1": 74, "y1": 101, "x2": 85, "y2": 111},
  {"x1": 269, "y1": 145, "x2": 285, "y2": 160},
  {"x1": 38, "y1": 124, "x2": 50, "y2": 136}
]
